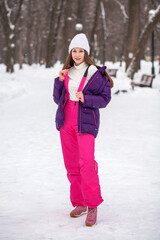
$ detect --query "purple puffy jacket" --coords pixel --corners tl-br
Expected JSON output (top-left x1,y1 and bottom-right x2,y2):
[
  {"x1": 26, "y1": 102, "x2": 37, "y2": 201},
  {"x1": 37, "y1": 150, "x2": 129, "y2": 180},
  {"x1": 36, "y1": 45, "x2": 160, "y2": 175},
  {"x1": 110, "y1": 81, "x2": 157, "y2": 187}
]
[{"x1": 53, "y1": 66, "x2": 111, "y2": 138}]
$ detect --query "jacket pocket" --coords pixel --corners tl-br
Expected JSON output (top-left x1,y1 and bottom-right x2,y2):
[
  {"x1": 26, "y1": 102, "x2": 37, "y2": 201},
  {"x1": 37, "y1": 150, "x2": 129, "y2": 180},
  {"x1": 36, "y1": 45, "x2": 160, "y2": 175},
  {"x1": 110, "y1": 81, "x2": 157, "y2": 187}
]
[{"x1": 92, "y1": 110, "x2": 97, "y2": 128}]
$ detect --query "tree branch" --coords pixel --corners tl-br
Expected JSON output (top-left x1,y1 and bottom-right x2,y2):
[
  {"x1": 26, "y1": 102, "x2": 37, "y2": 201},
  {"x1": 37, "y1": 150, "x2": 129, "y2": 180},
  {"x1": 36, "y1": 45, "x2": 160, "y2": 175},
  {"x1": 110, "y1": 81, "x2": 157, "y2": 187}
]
[{"x1": 114, "y1": 0, "x2": 128, "y2": 21}]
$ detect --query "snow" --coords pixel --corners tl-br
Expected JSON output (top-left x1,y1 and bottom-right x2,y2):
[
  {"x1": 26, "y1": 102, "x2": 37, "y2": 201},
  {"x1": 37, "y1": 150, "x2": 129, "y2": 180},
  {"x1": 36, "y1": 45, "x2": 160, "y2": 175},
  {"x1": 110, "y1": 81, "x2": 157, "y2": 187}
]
[
  {"x1": 4, "y1": 0, "x2": 15, "y2": 30},
  {"x1": 67, "y1": 17, "x2": 72, "y2": 21},
  {"x1": 0, "y1": 61, "x2": 160, "y2": 240},
  {"x1": 10, "y1": 43, "x2": 15, "y2": 48},
  {"x1": 148, "y1": 6, "x2": 160, "y2": 22},
  {"x1": 9, "y1": 33, "x2": 14, "y2": 40},
  {"x1": 75, "y1": 23, "x2": 83, "y2": 31},
  {"x1": 100, "y1": 1, "x2": 105, "y2": 19}
]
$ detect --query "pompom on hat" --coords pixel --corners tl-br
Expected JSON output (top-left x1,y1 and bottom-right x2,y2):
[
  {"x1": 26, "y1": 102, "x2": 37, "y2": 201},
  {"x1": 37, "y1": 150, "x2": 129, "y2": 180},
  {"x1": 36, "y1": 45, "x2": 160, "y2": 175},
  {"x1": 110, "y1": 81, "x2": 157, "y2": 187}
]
[{"x1": 68, "y1": 33, "x2": 90, "y2": 55}]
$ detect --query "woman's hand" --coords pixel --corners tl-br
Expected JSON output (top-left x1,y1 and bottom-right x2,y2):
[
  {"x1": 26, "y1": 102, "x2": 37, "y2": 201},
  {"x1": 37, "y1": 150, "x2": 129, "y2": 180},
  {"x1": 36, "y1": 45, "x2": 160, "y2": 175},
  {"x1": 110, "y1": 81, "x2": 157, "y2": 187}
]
[
  {"x1": 76, "y1": 91, "x2": 84, "y2": 103},
  {"x1": 59, "y1": 69, "x2": 68, "y2": 81}
]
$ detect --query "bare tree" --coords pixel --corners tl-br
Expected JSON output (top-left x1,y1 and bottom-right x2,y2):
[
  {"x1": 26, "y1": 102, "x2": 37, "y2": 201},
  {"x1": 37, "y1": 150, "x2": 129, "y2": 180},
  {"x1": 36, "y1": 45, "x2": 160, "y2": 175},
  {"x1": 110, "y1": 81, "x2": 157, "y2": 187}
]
[
  {"x1": 0, "y1": 0, "x2": 23, "y2": 72},
  {"x1": 46, "y1": 0, "x2": 64, "y2": 68},
  {"x1": 18, "y1": 15, "x2": 23, "y2": 69},
  {"x1": 100, "y1": 0, "x2": 107, "y2": 65},
  {"x1": 0, "y1": 0, "x2": 159, "y2": 68},
  {"x1": 125, "y1": 0, "x2": 140, "y2": 71},
  {"x1": 127, "y1": 5, "x2": 160, "y2": 79},
  {"x1": 114, "y1": 0, "x2": 128, "y2": 65},
  {"x1": 89, "y1": 0, "x2": 100, "y2": 62}
]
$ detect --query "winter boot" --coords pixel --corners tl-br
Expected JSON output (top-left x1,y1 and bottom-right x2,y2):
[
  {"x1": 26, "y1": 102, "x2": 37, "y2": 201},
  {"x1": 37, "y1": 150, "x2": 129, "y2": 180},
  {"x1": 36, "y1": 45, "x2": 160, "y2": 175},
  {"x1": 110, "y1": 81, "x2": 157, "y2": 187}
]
[
  {"x1": 70, "y1": 206, "x2": 88, "y2": 217},
  {"x1": 85, "y1": 207, "x2": 97, "y2": 226}
]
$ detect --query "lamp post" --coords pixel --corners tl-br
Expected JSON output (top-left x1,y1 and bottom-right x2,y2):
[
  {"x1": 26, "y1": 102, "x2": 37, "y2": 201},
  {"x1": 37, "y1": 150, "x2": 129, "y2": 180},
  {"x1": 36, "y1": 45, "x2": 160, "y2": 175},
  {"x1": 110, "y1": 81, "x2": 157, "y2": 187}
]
[
  {"x1": 151, "y1": 30, "x2": 155, "y2": 75},
  {"x1": 149, "y1": 10, "x2": 155, "y2": 76}
]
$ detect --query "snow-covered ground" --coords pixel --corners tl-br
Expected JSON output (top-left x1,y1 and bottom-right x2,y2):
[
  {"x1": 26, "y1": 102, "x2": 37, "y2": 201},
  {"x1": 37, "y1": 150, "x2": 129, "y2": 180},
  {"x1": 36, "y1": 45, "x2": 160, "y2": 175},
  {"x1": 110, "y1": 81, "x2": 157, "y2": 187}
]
[{"x1": 0, "y1": 61, "x2": 160, "y2": 240}]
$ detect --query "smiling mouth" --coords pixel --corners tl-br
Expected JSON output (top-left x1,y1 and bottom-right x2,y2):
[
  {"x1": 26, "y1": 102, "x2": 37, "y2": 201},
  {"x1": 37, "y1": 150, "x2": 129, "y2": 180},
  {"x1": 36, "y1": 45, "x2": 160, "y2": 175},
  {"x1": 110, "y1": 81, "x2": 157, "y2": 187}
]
[{"x1": 75, "y1": 58, "x2": 81, "y2": 61}]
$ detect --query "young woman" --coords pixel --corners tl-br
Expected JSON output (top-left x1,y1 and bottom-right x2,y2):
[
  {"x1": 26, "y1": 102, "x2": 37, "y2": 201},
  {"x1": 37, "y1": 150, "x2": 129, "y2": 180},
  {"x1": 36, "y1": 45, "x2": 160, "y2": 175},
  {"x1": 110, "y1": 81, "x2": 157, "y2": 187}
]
[{"x1": 53, "y1": 33, "x2": 113, "y2": 227}]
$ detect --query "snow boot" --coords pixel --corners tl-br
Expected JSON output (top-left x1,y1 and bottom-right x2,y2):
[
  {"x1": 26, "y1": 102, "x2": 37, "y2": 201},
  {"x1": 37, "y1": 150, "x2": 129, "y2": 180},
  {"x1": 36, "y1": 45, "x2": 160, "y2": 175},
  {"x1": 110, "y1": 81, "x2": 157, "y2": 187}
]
[
  {"x1": 85, "y1": 207, "x2": 97, "y2": 226},
  {"x1": 70, "y1": 206, "x2": 88, "y2": 217}
]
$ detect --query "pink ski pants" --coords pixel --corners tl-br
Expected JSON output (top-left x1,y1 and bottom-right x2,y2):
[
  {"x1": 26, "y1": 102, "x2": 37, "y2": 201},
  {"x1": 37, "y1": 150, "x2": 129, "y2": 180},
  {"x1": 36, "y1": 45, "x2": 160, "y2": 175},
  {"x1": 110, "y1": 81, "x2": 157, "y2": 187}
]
[{"x1": 60, "y1": 100, "x2": 104, "y2": 208}]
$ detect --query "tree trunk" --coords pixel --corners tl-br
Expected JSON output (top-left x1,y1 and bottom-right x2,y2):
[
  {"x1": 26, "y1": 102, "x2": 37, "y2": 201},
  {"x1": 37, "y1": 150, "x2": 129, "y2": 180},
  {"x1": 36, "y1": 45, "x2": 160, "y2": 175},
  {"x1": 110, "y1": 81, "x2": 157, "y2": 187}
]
[
  {"x1": 125, "y1": 0, "x2": 140, "y2": 71},
  {"x1": 19, "y1": 16, "x2": 23, "y2": 69},
  {"x1": 0, "y1": 0, "x2": 23, "y2": 72},
  {"x1": 100, "y1": 0, "x2": 107, "y2": 65},
  {"x1": 60, "y1": 0, "x2": 77, "y2": 64},
  {"x1": 90, "y1": 0, "x2": 100, "y2": 61},
  {"x1": 46, "y1": 0, "x2": 64, "y2": 68},
  {"x1": 0, "y1": 2, "x2": 14, "y2": 72},
  {"x1": 26, "y1": 0, "x2": 33, "y2": 65}
]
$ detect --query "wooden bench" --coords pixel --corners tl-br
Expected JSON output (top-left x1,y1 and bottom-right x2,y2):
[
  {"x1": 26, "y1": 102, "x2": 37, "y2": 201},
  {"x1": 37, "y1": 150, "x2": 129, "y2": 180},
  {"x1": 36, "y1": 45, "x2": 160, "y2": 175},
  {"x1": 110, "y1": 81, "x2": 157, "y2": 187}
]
[
  {"x1": 131, "y1": 74, "x2": 155, "y2": 90},
  {"x1": 106, "y1": 68, "x2": 118, "y2": 77}
]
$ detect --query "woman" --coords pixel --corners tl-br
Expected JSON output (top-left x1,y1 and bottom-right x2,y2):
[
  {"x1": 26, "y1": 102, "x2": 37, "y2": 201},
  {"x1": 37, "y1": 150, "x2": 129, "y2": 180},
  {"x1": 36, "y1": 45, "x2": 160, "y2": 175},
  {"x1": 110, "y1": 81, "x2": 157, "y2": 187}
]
[{"x1": 53, "y1": 33, "x2": 113, "y2": 226}]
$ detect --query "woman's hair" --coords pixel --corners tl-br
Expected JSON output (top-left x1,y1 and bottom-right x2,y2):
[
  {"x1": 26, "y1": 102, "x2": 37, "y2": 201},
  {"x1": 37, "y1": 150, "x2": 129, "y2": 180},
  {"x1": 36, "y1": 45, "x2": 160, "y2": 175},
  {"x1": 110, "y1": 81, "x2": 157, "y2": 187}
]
[{"x1": 62, "y1": 50, "x2": 114, "y2": 88}]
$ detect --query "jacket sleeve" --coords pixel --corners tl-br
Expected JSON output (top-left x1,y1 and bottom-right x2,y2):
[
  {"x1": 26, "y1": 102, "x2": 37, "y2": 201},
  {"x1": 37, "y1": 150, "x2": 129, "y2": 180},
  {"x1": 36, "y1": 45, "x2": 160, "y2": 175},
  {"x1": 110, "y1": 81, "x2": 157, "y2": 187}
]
[
  {"x1": 53, "y1": 77, "x2": 64, "y2": 105},
  {"x1": 82, "y1": 80, "x2": 111, "y2": 109}
]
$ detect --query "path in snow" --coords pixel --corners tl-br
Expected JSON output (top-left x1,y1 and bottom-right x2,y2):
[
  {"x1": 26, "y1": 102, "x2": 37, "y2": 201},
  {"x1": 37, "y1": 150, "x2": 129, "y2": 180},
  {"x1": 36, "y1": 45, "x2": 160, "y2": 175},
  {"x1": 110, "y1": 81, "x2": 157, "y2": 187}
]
[{"x1": 0, "y1": 63, "x2": 160, "y2": 240}]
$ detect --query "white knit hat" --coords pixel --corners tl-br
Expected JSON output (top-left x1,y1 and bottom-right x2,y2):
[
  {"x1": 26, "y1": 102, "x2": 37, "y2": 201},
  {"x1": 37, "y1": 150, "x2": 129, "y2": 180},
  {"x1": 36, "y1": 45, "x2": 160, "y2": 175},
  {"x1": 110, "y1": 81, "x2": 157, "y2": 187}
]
[{"x1": 68, "y1": 33, "x2": 90, "y2": 55}]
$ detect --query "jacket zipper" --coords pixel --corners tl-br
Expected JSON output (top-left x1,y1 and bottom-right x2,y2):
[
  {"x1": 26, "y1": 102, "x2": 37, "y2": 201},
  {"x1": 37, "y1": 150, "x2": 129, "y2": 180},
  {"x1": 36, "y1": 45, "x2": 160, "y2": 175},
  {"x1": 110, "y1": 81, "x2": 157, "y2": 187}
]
[
  {"x1": 79, "y1": 72, "x2": 99, "y2": 133},
  {"x1": 78, "y1": 101, "x2": 81, "y2": 133}
]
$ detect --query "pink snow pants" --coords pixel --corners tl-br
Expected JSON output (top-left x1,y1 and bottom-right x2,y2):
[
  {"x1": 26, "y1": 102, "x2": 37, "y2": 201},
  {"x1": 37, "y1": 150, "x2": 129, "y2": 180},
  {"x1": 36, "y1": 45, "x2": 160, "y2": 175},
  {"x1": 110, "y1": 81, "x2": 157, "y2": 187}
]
[{"x1": 60, "y1": 100, "x2": 104, "y2": 208}]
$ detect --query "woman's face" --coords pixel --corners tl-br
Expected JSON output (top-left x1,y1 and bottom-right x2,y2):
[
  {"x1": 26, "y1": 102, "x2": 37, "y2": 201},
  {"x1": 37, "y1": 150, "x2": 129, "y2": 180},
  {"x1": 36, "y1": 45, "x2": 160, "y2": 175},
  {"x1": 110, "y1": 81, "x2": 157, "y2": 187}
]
[{"x1": 71, "y1": 48, "x2": 85, "y2": 66}]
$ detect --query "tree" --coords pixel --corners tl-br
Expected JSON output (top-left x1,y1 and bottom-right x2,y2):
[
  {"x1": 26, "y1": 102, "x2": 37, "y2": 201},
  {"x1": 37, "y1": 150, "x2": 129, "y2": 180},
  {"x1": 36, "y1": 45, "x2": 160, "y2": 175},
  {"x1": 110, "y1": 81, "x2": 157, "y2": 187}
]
[
  {"x1": 127, "y1": 5, "x2": 160, "y2": 79},
  {"x1": 125, "y1": 0, "x2": 140, "y2": 71},
  {"x1": 0, "y1": 0, "x2": 23, "y2": 72},
  {"x1": 0, "y1": 0, "x2": 159, "y2": 67},
  {"x1": 45, "y1": 0, "x2": 64, "y2": 68},
  {"x1": 90, "y1": 0, "x2": 100, "y2": 62},
  {"x1": 100, "y1": 0, "x2": 107, "y2": 65}
]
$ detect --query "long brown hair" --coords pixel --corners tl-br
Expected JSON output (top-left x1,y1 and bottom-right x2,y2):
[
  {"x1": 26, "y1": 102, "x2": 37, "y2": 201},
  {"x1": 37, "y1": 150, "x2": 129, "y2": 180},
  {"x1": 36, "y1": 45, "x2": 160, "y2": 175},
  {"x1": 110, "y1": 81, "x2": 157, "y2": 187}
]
[{"x1": 62, "y1": 50, "x2": 114, "y2": 88}]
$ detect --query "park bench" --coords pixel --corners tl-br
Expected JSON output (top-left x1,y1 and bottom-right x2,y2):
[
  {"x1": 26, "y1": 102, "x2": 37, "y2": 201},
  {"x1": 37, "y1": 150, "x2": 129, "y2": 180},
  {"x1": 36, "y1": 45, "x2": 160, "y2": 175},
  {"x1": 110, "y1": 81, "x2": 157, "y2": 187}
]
[
  {"x1": 106, "y1": 68, "x2": 118, "y2": 77},
  {"x1": 131, "y1": 74, "x2": 155, "y2": 90}
]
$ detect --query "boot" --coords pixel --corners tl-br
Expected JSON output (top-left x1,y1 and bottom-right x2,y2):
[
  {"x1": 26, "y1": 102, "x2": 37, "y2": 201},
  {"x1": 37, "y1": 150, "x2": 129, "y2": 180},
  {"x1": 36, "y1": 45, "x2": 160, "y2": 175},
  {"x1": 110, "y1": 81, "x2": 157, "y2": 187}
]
[
  {"x1": 70, "y1": 206, "x2": 88, "y2": 217},
  {"x1": 85, "y1": 207, "x2": 97, "y2": 226}
]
